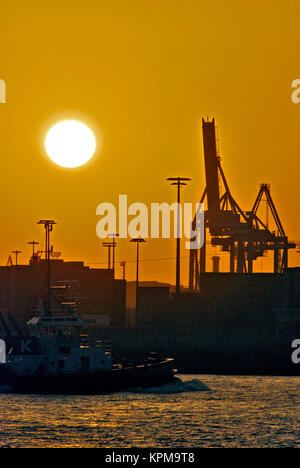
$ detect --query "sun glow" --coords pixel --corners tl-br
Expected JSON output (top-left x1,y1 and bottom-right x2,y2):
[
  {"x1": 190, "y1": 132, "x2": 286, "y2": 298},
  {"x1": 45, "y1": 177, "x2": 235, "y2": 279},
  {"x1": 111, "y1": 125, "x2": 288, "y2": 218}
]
[{"x1": 45, "y1": 120, "x2": 96, "y2": 168}]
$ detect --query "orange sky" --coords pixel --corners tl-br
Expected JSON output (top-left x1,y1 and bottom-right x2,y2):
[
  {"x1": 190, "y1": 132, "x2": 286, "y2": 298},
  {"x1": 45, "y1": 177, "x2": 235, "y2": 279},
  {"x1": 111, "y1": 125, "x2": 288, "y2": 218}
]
[{"x1": 0, "y1": 0, "x2": 299, "y2": 285}]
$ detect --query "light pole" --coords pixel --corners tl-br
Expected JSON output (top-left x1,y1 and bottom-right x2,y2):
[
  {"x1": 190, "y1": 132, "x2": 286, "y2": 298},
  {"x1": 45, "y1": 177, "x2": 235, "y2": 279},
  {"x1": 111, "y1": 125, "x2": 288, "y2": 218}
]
[
  {"x1": 28, "y1": 241, "x2": 39, "y2": 259},
  {"x1": 12, "y1": 250, "x2": 22, "y2": 266},
  {"x1": 102, "y1": 242, "x2": 114, "y2": 269},
  {"x1": 108, "y1": 233, "x2": 119, "y2": 279},
  {"x1": 167, "y1": 177, "x2": 191, "y2": 293},
  {"x1": 130, "y1": 238, "x2": 146, "y2": 318},
  {"x1": 37, "y1": 219, "x2": 56, "y2": 316}
]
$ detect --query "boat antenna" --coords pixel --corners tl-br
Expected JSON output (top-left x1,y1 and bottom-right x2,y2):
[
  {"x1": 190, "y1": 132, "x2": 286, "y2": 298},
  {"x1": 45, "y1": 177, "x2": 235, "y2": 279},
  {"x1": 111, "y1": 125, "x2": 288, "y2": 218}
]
[{"x1": 37, "y1": 220, "x2": 57, "y2": 316}]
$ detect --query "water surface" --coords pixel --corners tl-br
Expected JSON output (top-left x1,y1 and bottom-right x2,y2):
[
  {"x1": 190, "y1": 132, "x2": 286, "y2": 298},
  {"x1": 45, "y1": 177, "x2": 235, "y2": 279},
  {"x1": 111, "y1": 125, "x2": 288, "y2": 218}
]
[{"x1": 0, "y1": 375, "x2": 299, "y2": 448}]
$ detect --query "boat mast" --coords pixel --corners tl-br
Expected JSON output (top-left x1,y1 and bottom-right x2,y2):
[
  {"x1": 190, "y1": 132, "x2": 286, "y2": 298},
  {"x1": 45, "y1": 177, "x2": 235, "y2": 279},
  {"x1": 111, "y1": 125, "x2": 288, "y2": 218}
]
[{"x1": 37, "y1": 219, "x2": 56, "y2": 316}]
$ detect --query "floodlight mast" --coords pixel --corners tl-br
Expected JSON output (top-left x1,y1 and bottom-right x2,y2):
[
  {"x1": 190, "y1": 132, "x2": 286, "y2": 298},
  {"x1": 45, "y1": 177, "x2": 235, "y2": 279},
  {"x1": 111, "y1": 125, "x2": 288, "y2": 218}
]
[
  {"x1": 130, "y1": 238, "x2": 146, "y2": 318},
  {"x1": 37, "y1": 220, "x2": 56, "y2": 316},
  {"x1": 167, "y1": 177, "x2": 191, "y2": 293},
  {"x1": 11, "y1": 250, "x2": 22, "y2": 266}
]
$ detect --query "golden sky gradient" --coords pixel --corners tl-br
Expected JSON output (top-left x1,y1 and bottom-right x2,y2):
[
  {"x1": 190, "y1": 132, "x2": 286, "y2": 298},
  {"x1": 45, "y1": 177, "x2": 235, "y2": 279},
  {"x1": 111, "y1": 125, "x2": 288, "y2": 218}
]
[{"x1": 0, "y1": 0, "x2": 299, "y2": 285}]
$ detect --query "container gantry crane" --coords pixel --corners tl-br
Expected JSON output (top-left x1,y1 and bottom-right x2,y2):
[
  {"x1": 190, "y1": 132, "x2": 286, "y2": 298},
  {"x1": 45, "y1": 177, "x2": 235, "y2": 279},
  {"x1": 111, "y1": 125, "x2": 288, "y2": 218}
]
[{"x1": 189, "y1": 118, "x2": 296, "y2": 290}]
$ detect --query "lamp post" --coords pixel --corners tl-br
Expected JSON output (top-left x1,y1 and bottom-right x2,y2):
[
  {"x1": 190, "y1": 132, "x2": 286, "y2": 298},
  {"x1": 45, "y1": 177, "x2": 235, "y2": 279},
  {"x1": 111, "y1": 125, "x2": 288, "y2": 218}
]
[
  {"x1": 28, "y1": 241, "x2": 39, "y2": 260},
  {"x1": 130, "y1": 238, "x2": 146, "y2": 318},
  {"x1": 12, "y1": 250, "x2": 22, "y2": 266},
  {"x1": 37, "y1": 219, "x2": 56, "y2": 316},
  {"x1": 108, "y1": 233, "x2": 119, "y2": 279},
  {"x1": 102, "y1": 242, "x2": 114, "y2": 269},
  {"x1": 166, "y1": 177, "x2": 191, "y2": 293}
]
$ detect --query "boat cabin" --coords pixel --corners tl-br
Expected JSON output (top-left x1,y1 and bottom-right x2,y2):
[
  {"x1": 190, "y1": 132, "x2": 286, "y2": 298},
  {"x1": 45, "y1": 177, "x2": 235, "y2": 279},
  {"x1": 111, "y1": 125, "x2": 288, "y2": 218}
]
[{"x1": 27, "y1": 315, "x2": 83, "y2": 337}]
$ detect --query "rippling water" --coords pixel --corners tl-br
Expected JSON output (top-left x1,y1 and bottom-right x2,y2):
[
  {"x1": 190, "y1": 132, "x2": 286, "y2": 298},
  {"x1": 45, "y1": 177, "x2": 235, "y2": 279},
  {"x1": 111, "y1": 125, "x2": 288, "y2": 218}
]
[{"x1": 0, "y1": 375, "x2": 299, "y2": 448}]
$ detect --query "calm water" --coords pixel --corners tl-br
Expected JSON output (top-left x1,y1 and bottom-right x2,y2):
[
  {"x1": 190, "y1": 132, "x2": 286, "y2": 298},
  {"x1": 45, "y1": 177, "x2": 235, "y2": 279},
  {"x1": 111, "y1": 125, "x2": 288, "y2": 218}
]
[{"x1": 0, "y1": 375, "x2": 299, "y2": 448}]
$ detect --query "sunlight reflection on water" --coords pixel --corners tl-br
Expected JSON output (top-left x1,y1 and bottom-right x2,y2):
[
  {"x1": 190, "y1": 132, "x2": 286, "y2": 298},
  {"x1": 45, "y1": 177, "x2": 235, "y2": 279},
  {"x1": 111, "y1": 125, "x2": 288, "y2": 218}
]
[{"x1": 0, "y1": 375, "x2": 299, "y2": 448}]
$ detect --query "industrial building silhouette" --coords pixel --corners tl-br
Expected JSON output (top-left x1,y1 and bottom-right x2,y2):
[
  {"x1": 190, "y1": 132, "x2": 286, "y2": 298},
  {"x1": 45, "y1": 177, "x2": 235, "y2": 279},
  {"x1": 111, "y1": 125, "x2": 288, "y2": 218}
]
[{"x1": 0, "y1": 258, "x2": 126, "y2": 328}]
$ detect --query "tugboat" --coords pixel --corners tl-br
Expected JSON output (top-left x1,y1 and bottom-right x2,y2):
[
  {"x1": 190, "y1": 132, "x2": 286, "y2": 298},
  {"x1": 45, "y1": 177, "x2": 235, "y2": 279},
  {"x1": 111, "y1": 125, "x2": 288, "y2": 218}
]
[
  {"x1": 0, "y1": 311, "x2": 175, "y2": 394},
  {"x1": 0, "y1": 220, "x2": 176, "y2": 394}
]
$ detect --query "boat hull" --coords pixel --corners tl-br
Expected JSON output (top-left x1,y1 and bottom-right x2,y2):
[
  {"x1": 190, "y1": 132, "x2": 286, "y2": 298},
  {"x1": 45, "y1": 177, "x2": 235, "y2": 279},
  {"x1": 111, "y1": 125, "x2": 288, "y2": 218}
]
[{"x1": 0, "y1": 358, "x2": 175, "y2": 394}]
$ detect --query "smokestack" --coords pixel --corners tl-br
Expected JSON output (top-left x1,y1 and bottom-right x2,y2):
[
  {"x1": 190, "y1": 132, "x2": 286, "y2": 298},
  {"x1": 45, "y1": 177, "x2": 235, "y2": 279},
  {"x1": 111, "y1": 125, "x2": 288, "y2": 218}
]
[{"x1": 212, "y1": 256, "x2": 220, "y2": 273}]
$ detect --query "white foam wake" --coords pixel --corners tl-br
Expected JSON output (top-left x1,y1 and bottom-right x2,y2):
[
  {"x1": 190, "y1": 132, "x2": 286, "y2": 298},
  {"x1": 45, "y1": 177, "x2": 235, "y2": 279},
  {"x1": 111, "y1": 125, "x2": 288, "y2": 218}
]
[{"x1": 128, "y1": 377, "x2": 210, "y2": 394}]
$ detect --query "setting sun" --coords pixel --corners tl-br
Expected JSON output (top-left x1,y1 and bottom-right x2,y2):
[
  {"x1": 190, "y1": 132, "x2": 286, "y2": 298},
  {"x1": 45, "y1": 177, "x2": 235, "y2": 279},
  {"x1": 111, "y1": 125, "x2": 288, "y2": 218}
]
[{"x1": 45, "y1": 120, "x2": 96, "y2": 168}]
